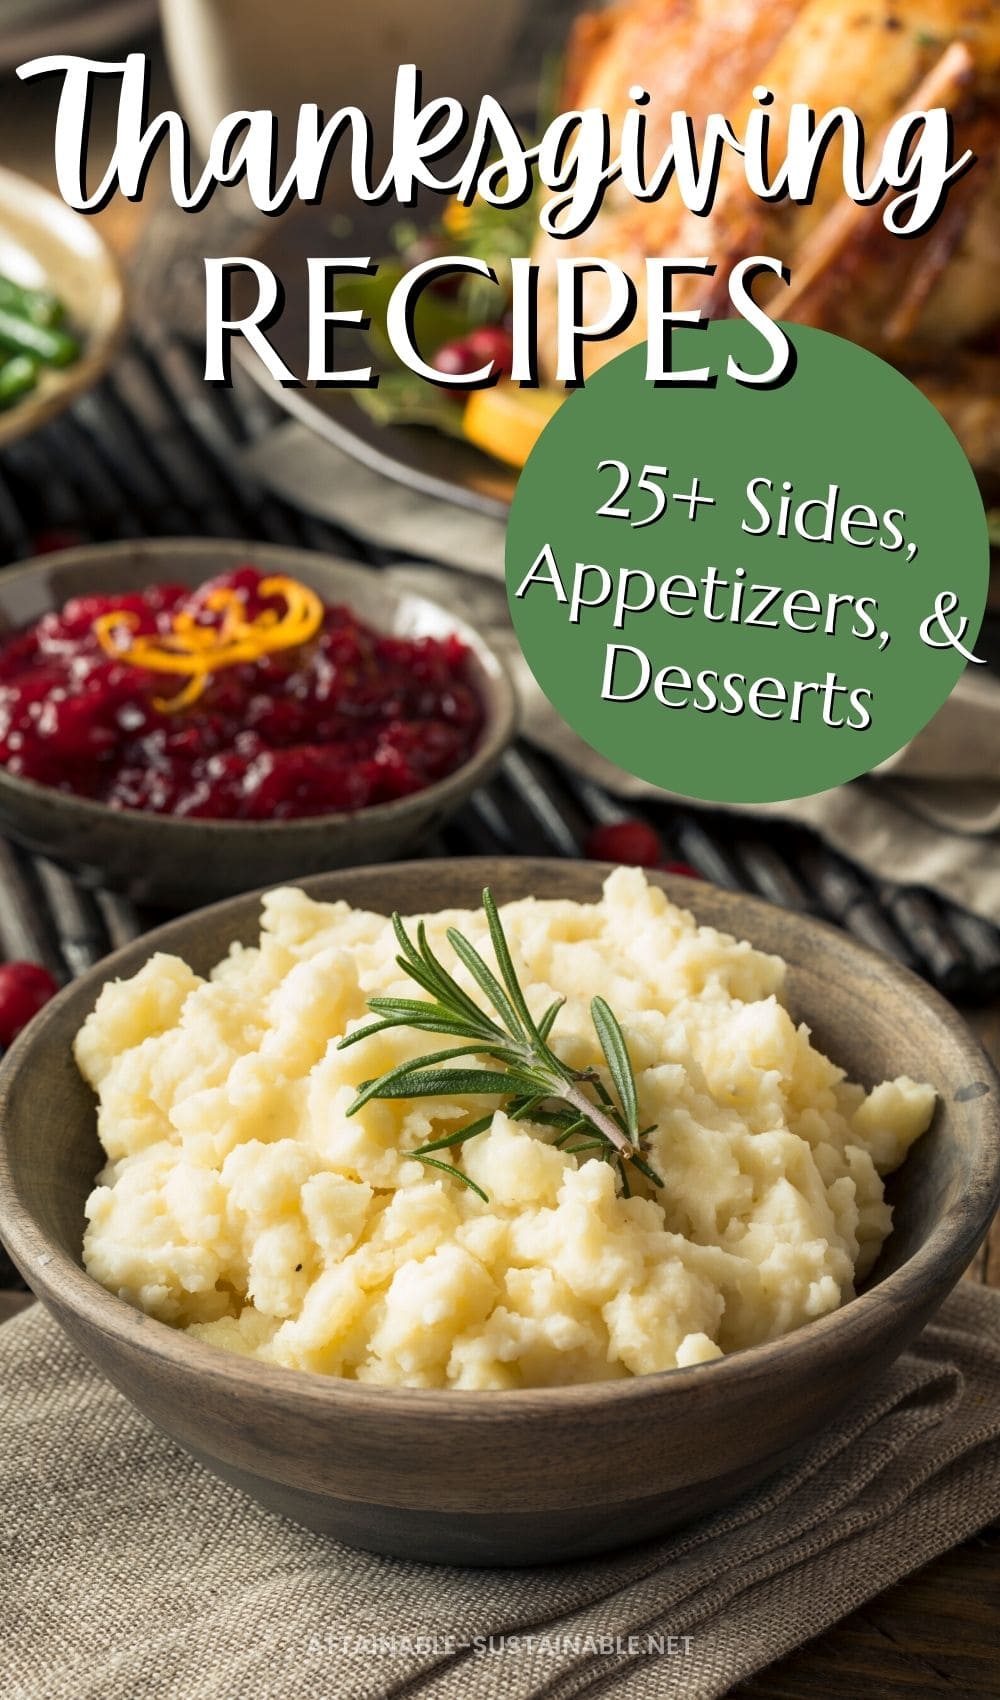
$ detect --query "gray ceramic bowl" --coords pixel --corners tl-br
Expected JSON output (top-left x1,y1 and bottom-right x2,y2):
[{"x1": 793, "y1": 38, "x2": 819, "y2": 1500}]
[
  {"x1": 0, "y1": 541, "x2": 516, "y2": 905},
  {"x1": 0, "y1": 859, "x2": 997, "y2": 1567}
]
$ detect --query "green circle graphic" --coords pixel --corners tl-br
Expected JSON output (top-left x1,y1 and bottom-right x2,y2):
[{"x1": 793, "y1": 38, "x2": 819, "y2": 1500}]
[{"x1": 506, "y1": 323, "x2": 988, "y2": 804}]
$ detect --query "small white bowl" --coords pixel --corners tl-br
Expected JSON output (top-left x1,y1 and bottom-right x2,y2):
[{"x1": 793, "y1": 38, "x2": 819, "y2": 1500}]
[{"x1": 0, "y1": 166, "x2": 126, "y2": 449}]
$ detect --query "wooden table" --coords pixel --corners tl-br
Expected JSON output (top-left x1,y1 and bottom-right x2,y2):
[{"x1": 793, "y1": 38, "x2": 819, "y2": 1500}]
[
  {"x1": 2, "y1": 1033, "x2": 996, "y2": 1699},
  {"x1": 732, "y1": 1014, "x2": 1000, "y2": 1699},
  {"x1": 0, "y1": 44, "x2": 998, "y2": 1700}
]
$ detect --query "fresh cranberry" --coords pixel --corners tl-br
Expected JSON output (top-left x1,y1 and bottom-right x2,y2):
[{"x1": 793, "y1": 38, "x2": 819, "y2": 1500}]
[
  {"x1": 0, "y1": 962, "x2": 59, "y2": 1046},
  {"x1": 431, "y1": 338, "x2": 482, "y2": 382},
  {"x1": 584, "y1": 819, "x2": 663, "y2": 868},
  {"x1": 432, "y1": 326, "x2": 515, "y2": 382},
  {"x1": 464, "y1": 324, "x2": 515, "y2": 375}
]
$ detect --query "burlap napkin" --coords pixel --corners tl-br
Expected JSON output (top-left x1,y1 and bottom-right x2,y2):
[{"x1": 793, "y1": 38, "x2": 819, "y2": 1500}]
[{"x1": 3, "y1": 1284, "x2": 999, "y2": 1700}]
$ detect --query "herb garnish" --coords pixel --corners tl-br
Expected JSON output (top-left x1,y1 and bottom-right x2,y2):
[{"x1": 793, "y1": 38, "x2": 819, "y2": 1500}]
[{"x1": 337, "y1": 889, "x2": 663, "y2": 1202}]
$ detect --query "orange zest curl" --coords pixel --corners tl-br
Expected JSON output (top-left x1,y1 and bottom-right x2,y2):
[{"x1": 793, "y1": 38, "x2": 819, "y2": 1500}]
[{"x1": 92, "y1": 575, "x2": 324, "y2": 712}]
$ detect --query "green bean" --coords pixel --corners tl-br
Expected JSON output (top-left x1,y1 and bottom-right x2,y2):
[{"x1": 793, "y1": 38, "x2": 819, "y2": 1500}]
[
  {"x1": 0, "y1": 355, "x2": 39, "y2": 409},
  {"x1": 0, "y1": 272, "x2": 64, "y2": 328},
  {"x1": 0, "y1": 306, "x2": 79, "y2": 368}
]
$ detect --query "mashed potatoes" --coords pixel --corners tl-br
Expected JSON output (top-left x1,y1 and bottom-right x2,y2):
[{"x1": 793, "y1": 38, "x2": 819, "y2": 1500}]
[{"x1": 77, "y1": 870, "x2": 934, "y2": 1389}]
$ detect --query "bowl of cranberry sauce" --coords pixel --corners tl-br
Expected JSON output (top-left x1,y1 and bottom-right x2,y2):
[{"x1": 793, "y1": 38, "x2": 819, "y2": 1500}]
[
  {"x1": 0, "y1": 541, "x2": 516, "y2": 906},
  {"x1": 0, "y1": 568, "x2": 486, "y2": 818}
]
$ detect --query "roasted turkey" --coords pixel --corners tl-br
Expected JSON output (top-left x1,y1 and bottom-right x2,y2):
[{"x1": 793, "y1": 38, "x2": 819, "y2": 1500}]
[{"x1": 533, "y1": 0, "x2": 1000, "y2": 490}]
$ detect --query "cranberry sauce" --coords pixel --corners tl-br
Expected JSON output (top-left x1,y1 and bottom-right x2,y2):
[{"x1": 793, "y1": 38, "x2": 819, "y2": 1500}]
[{"x1": 0, "y1": 568, "x2": 484, "y2": 819}]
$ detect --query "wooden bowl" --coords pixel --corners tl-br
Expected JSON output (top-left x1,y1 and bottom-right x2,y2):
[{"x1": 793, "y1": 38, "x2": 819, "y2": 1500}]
[
  {"x1": 0, "y1": 860, "x2": 997, "y2": 1566},
  {"x1": 0, "y1": 541, "x2": 516, "y2": 905},
  {"x1": 0, "y1": 166, "x2": 125, "y2": 449}
]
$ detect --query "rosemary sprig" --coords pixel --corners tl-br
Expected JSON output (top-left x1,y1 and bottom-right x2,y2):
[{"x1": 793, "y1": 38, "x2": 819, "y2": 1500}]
[{"x1": 337, "y1": 888, "x2": 663, "y2": 1199}]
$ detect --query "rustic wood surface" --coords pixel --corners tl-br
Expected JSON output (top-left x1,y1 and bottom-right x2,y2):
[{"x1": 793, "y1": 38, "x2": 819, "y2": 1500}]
[
  {"x1": 0, "y1": 46, "x2": 997, "y2": 1696},
  {"x1": 735, "y1": 1005, "x2": 1000, "y2": 1700}
]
